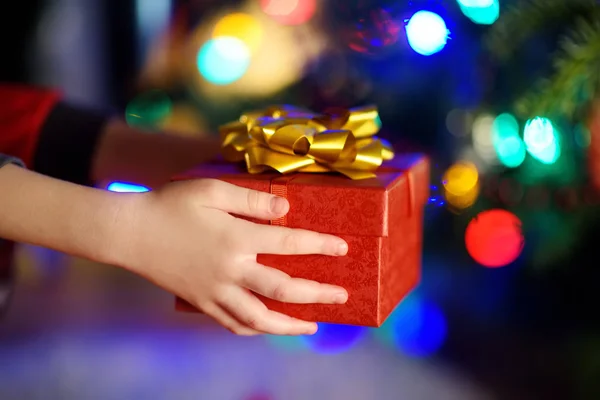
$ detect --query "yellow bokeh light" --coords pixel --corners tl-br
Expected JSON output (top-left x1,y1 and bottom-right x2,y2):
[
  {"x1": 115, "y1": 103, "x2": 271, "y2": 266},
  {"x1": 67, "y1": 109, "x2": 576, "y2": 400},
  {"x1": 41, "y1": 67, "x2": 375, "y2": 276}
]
[
  {"x1": 188, "y1": 5, "x2": 326, "y2": 100},
  {"x1": 212, "y1": 13, "x2": 263, "y2": 52},
  {"x1": 442, "y1": 161, "x2": 480, "y2": 209},
  {"x1": 186, "y1": 0, "x2": 326, "y2": 99},
  {"x1": 443, "y1": 161, "x2": 479, "y2": 196}
]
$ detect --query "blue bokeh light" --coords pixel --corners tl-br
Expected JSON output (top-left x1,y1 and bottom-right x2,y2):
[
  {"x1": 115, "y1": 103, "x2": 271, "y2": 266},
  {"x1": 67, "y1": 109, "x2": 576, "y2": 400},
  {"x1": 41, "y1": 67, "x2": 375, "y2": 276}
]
[
  {"x1": 405, "y1": 11, "x2": 449, "y2": 56},
  {"x1": 374, "y1": 295, "x2": 447, "y2": 357},
  {"x1": 428, "y1": 185, "x2": 446, "y2": 207},
  {"x1": 107, "y1": 182, "x2": 150, "y2": 193},
  {"x1": 197, "y1": 37, "x2": 251, "y2": 85},
  {"x1": 302, "y1": 323, "x2": 367, "y2": 354},
  {"x1": 393, "y1": 298, "x2": 447, "y2": 357}
]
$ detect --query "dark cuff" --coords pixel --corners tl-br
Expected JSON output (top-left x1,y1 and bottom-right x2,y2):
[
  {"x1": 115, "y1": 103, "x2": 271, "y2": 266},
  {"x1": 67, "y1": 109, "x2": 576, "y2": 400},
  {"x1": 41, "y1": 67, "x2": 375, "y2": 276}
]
[
  {"x1": 33, "y1": 102, "x2": 110, "y2": 186},
  {"x1": 0, "y1": 154, "x2": 25, "y2": 169}
]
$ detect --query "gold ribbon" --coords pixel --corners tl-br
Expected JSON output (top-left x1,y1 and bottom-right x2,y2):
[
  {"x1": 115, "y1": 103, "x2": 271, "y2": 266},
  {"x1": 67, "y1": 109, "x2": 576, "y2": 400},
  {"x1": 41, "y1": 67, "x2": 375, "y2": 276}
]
[{"x1": 219, "y1": 105, "x2": 394, "y2": 180}]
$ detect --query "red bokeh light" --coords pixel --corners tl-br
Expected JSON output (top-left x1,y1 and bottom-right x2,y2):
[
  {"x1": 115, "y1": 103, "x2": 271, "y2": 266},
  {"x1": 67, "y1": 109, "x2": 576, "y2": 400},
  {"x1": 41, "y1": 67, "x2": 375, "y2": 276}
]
[
  {"x1": 465, "y1": 209, "x2": 524, "y2": 268},
  {"x1": 259, "y1": 0, "x2": 317, "y2": 25},
  {"x1": 346, "y1": 8, "x2": 401, "y2": 55}
]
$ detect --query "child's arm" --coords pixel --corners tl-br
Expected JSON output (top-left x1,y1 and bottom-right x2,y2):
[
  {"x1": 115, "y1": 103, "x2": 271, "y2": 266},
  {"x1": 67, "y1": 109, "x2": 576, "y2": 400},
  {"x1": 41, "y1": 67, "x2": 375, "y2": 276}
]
[
  {"x1": 90, "y1": 118, "x2": 220, "y2": 188},
  {"x1": 0, "y1": 85, "x2": 350, "y2": 336},
  {"x1": 0, "y1": 161, "x2": 129, "y2": 266},
  {"x1": 0, "y1": 84, "x2": 220, "y2": 188},
  {"x1": 0, "y1": 160, "x2": 349, "y2": 336}
]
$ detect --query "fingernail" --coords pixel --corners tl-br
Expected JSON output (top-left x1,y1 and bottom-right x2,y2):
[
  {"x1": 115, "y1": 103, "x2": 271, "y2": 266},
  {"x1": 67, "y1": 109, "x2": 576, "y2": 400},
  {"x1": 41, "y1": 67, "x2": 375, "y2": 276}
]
[
  {"x1": 333, "y1": 292, "x2": 348, "y2": 304},
  {"x1": 306, "y1": 324, "x2": 318, "y2": 335},
  {"x1": 270, "y1": 197, "x2": 288, "y2": 215},
  {"x1": 336, "y1": 242, "x2": 348, "y2": 256}
]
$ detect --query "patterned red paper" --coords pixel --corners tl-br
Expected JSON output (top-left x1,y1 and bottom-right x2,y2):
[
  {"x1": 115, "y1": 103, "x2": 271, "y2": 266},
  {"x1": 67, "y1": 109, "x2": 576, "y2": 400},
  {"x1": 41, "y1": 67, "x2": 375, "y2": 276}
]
[{"x1": 173, "y1": 154, "x2": 429, "y2": 327}]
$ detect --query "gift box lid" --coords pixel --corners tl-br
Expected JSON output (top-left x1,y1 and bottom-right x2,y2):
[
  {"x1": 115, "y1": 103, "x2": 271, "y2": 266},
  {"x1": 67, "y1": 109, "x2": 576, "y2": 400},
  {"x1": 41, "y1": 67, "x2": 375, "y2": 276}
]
[{"x1": 173, "y1": 153, "x2": 429, "y2": 238}]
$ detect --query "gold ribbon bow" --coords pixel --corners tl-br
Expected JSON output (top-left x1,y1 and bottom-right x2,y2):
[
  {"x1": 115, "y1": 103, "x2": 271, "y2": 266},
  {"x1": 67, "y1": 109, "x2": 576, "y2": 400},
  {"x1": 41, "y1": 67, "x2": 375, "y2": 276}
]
[{"x1": 219, "y1": 105, "x2": 394, "y2": 180}]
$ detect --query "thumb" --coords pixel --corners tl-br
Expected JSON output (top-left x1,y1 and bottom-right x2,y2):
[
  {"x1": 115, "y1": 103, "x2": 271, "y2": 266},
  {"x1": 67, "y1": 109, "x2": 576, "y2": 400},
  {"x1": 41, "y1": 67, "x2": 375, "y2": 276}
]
[{"x1": 196, "y1": 179, "x2": 289, "y2": 220}]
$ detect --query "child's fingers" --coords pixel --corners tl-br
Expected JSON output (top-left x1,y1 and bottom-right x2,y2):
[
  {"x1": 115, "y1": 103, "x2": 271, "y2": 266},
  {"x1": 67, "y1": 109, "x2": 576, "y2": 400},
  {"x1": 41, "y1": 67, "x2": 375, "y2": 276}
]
[
  {"x1": 241, "y1": 263, "x2": 348, "y2": 305},
  {"x1": 218, "y1": 288, "x2": 318, "y2": 335},
  {"x1": 202, "y1": 302, "x2": 263, "y2": 336},
  {"x1": 195, "y1": 179, "x2": 289, "y2": 220},
  {"x1": 246, "y1": 223, "x2": 348, "y2": 256}
]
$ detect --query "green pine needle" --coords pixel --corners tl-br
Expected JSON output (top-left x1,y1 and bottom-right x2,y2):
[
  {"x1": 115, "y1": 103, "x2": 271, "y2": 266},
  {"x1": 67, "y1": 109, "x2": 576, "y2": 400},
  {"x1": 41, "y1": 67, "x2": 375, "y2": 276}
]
[
  {"x1": 516, "y1": 18, "x2": 600, "y2": 119},
  {"x1": 484, "y1": 0, "x2": 600, "y2": 121},
  {"x1": 485, "y1": 0, "x2": 599, "y2": 61}
]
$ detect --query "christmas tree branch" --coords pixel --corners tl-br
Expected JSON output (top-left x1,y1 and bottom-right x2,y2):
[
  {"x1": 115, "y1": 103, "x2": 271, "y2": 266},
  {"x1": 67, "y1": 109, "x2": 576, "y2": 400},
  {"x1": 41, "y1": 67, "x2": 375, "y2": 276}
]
[
  {"x1": 515, "y1": 18, "x2": 600, "y2": 120},
  {"x1": 485, "y1": 0, "x2": 599, "y2": 60}
]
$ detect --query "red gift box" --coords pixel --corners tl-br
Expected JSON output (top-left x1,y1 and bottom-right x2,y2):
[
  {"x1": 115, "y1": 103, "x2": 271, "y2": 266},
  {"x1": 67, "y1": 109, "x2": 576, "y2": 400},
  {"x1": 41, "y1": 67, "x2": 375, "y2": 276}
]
[{"x1": 173, "y1": 154, "x2": 429, "y2": 327}]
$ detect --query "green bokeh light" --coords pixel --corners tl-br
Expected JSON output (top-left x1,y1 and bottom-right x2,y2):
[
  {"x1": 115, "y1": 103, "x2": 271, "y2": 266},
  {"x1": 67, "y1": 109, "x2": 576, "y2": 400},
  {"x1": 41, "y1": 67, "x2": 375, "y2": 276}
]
[
  {"x1": 495, "y1": 136, "x2": 526, "y2": 168},
  {"x1": 125, "y1": 90, "x2": 173, "y2": 130},
  {"x1": 458, "y1": 0, "x2": 500, "y2": 25},
  {"x1": 574, "y1": 124, "x2": 591, "y2": 148},
  {"x1": 492, "y1": 113, "x2": 526, "y2": 168},
  {"x1": 493, "y1": 113, "x2": 519, "y2": 139}
]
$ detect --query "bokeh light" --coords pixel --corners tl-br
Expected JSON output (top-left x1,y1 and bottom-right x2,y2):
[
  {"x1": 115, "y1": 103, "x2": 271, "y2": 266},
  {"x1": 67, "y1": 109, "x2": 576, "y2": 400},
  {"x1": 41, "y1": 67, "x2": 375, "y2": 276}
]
[
  {"x1": 494, "y1": 136, "x2": 526, "y2": 168},
  {"x1": 472, "y1": 113, "x2": 498, "y2": 163},
  {"x1": 574, "y1": 123, "x2": 591, "y2": 148},
  {"x1": 442, "y1": 161, "x2": 480, "y2": 209},
  {"x1": 346, "y1": 8, "x2": 401, "y2": 55},
  {"x1": 457, "y1": 0, "x2": 496, "y2": 4},
  {"x1": 405, "y1": 11, "x2": 449, "y2": 56},
  {"x1": 465, "y1": 209, "x2": 524, "y2": 268},
  {"x1": 212, "y1": 13, "x2": 263, "y2": 52},
  {"x1": 458, "y1": 0, "x2": 500, "y2": 25},
  {"x1": 190, "y1": 8, "x2": 326, "y2": 99},
  {"x1": 523, "y1": 117, "x2": 561, "y2": 165},
  {"x1": 492, "y1": 113, "x2": 526, "y2": 168},
  {"x1": 446, "y1": 109, "x2": 473, "y2": 137},
  {"x1": 428, "y1": 184, "x2": 447, "y2": 209},
  {"x1": 260, "y1": 0, "x2": 317, "y2": 25},
  {"x1": 197, "y1": 37, "x2": 251, "y2": 85},
  {"x1": 374, "y1": 295, "x2": 447, "y2": 357},
  {"x1": 107, "y1": 182, "x2": 150, "y2": 193},
  {"x1": 125, "y1": 90, "x2": 172, "y2": 129},
  {"x1": 492, "y1": 113, "x2": 519, "y2": 140},
  {"x1": 302, "y1": 323, "x2": 367, "y2": 354}
]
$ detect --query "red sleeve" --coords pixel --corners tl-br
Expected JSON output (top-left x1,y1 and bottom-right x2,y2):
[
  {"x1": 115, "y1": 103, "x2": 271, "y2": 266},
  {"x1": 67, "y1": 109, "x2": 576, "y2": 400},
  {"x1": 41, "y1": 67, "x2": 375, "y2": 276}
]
[{"x1": 0, "y1": 84, "x2": 61, "y2": 167}]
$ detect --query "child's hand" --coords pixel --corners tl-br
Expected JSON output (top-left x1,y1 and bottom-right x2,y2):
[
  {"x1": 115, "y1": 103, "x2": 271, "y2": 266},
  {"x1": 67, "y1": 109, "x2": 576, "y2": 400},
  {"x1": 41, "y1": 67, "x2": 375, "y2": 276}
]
[{"x1": 123, "y1": 179, "x2": 349, "y2": 336}]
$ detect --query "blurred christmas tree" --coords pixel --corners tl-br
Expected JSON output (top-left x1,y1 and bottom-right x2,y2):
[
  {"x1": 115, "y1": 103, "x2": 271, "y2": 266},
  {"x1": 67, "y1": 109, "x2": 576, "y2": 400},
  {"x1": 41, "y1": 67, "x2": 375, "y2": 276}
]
[
  {"x1": 468, "y1": 0, "x2": 600, "y2": 272},
  {"x1": 485, "y1": 0, "x2": 600, "y2": 121}
]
